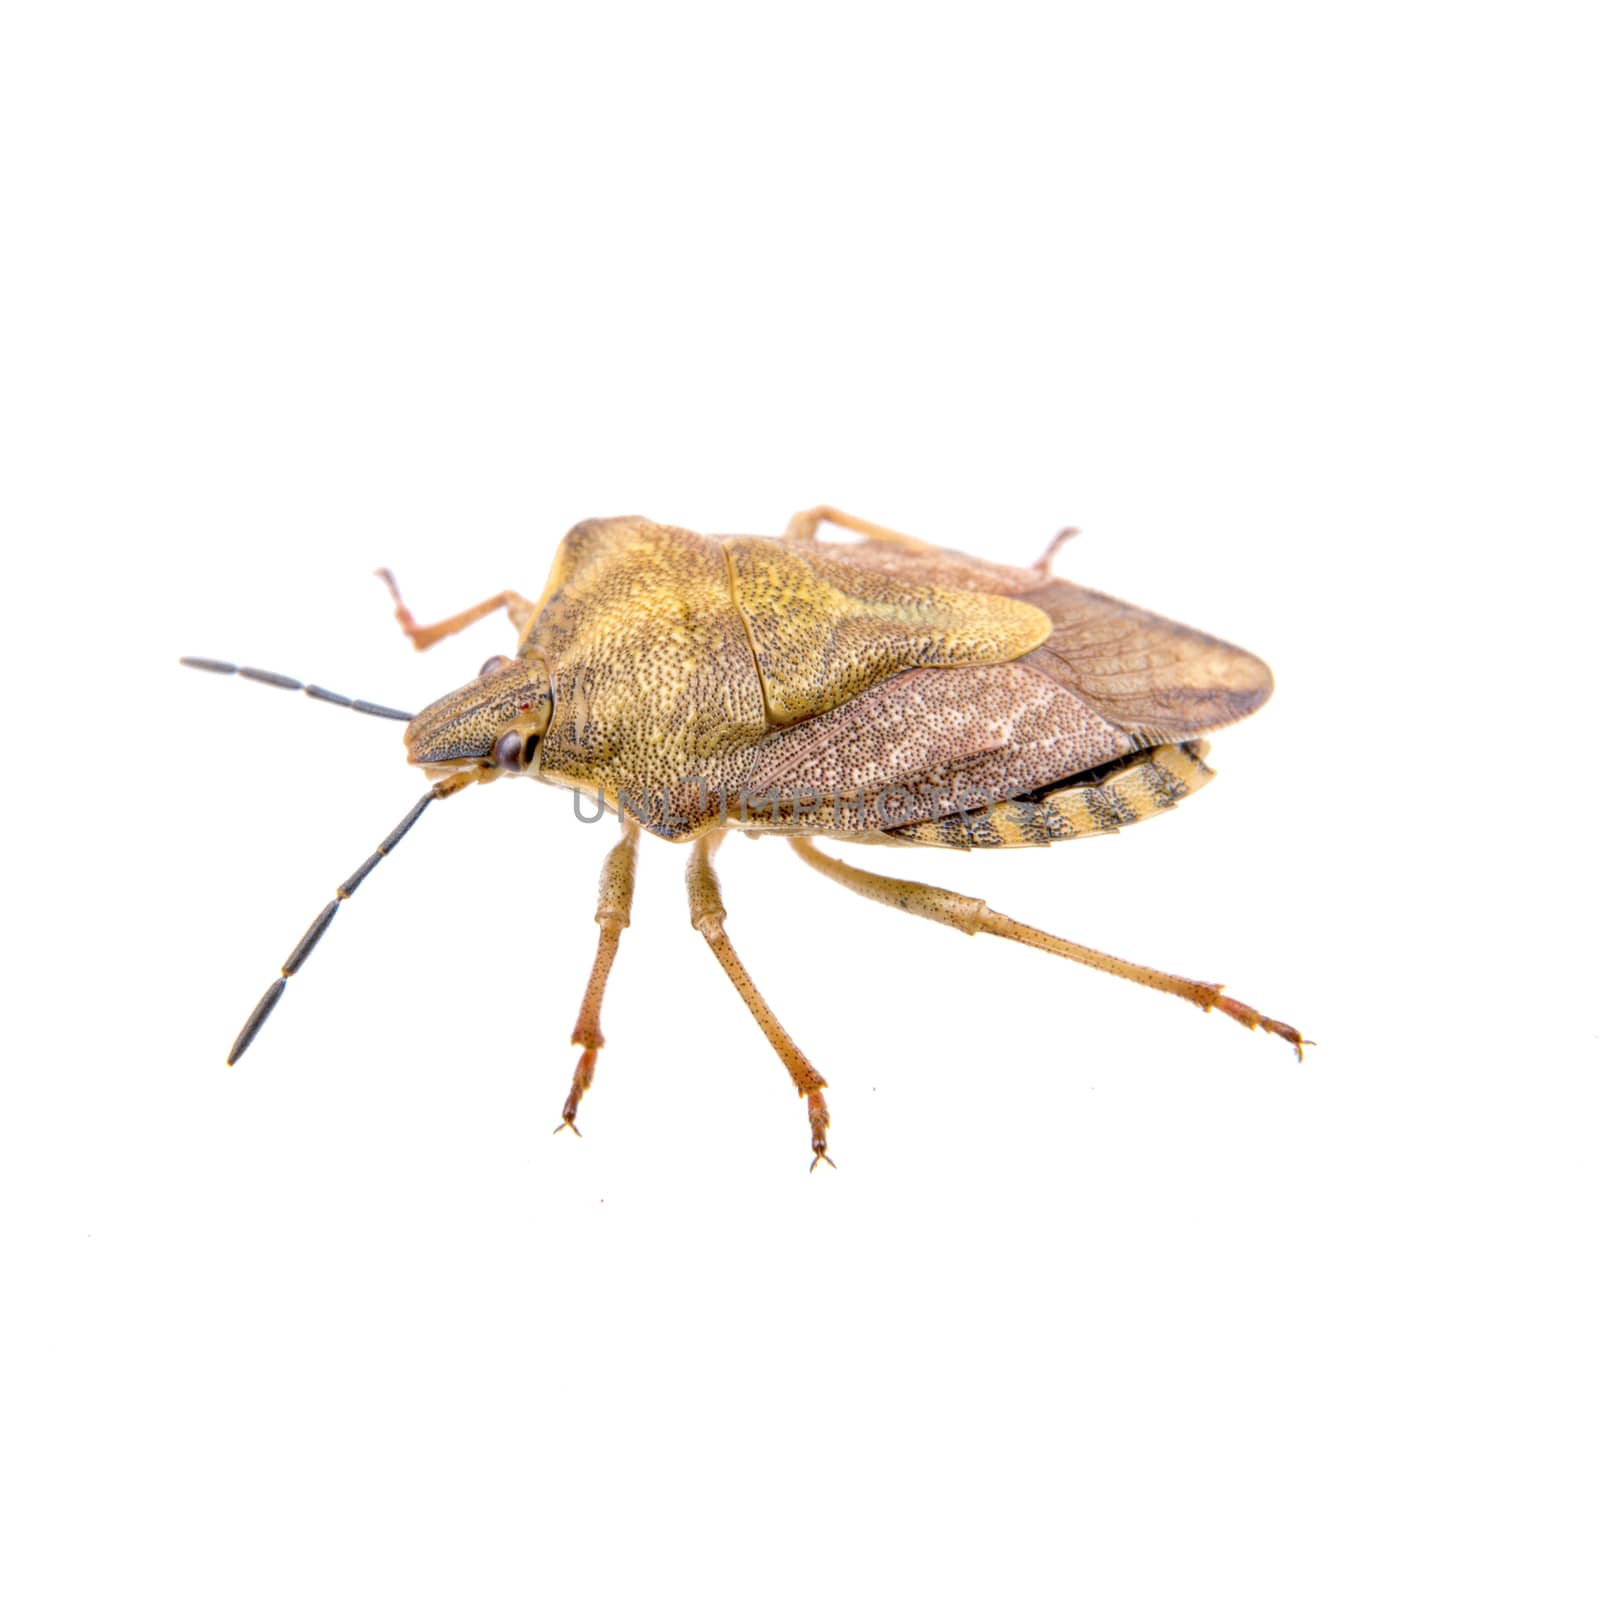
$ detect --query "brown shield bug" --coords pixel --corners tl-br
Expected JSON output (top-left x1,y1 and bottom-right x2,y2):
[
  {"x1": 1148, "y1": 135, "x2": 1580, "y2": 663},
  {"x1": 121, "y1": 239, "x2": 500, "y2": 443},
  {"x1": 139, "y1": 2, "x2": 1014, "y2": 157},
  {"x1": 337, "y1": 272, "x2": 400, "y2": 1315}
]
[{"x1": 185, "y1": 506, "x2": 1307, "y2": 1167}]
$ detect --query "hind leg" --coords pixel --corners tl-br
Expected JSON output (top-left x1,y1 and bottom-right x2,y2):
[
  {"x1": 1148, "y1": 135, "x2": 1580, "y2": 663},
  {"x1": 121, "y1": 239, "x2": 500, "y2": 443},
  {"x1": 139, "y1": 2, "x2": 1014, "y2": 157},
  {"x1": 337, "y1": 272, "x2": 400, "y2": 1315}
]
[{"x1": 789, "y1": 838, "x2": 1306, "y2": 1057}]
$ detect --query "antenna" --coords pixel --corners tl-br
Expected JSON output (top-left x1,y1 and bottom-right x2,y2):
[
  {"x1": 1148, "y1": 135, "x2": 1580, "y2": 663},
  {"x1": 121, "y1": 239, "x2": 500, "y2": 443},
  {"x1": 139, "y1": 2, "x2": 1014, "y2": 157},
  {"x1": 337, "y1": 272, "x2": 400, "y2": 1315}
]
[
  {"x1": 179, "y1": 657, "x2": 414, "y2": 722},
  {"x1": 224, "y1": 770, "x2": 475, "y2": 1065}
]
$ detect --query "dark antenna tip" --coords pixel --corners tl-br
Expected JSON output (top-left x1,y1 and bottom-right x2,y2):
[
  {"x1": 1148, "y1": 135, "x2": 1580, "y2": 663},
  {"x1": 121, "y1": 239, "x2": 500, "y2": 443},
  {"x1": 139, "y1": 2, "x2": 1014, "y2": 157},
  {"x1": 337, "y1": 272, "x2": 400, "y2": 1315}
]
[
  {"x1": 179, "y1": 657, "x2": 414, "y2": 722},
  {"x1": 228, "y1": 978, "x2": 286, "y2": 1065},
  {"x1": 221, "y1": 787, "x2": 448, "y2": 1066}
]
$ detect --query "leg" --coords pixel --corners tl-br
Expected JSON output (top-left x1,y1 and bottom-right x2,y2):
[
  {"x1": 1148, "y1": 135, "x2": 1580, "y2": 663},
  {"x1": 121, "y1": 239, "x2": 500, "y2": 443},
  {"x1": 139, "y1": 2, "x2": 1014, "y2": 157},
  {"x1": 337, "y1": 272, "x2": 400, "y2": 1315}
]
[
  {"x1": 1032, "y1": 525, "x2": 1081, "y2": 574},
  {"x1": 783, "y1": 504, "x2": 935, "y2": 550},
  {"x1": 686, "y1": 833, "x2": 834, "y2": 1168},
  {"x1": 557, "y1": 817, "x2": 641, "y2": 1134},
  {"x1": 789, "y1": 838, "x2": 1307, "y2": 1058},
  {"x1": 375, "y1": 568, "x2": 537, "y2": 652}
]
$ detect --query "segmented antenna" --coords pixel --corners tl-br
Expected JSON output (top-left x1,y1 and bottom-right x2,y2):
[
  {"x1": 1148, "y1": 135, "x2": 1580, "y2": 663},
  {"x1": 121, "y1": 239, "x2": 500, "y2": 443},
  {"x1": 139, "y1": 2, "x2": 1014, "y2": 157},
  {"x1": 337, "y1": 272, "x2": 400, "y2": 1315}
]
[
  {"x1": 225, "y1": 775, "x2": 472, "y2": 1064},
  {"x1": 179, "y1": 657, "x2": 414, "y2": 722}
]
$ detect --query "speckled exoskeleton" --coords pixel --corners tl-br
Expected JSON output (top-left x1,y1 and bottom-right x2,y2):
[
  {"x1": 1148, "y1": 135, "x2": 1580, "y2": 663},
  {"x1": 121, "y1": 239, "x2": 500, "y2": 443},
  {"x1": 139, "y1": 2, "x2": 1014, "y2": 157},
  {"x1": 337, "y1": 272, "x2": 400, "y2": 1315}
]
[{"x1": 186, "y1": 506, "x2": 1306, "y2": 1167}]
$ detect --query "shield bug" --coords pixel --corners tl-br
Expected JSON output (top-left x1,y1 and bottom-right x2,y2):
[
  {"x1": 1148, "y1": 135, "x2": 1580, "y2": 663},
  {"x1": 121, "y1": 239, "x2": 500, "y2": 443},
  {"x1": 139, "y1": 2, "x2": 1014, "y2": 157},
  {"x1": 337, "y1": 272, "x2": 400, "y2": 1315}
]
[{"x1": 185, "y1": 506, "x2": 1307, "y2": 1167}]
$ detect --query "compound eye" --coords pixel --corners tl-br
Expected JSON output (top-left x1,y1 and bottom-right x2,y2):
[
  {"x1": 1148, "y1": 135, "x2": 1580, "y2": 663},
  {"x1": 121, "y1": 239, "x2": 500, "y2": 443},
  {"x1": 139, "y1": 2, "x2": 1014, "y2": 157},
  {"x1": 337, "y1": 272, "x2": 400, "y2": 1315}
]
[
  {"x1": 479, "y1": 654, "x2": 511, "y2": 678},
  {"x1": 492, "y1": 730, "x2": 523, "y2": 771}
]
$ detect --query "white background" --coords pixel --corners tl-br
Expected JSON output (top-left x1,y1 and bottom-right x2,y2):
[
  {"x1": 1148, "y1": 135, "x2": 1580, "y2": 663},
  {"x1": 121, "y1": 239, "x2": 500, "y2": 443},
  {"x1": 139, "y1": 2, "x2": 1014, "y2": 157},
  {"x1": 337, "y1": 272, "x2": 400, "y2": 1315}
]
[{"x1": 3, "y1": 4, "x2": 1595, "y2": 1596}]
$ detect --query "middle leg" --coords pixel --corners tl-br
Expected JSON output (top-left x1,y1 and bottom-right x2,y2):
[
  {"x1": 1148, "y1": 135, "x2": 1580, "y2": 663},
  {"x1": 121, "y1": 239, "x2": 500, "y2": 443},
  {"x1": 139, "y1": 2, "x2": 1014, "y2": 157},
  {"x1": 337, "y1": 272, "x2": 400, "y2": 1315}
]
[
  {"x1": 783, "y1": 504, "x2": 935, "y2": 550},
  {"x1": 685, "y1": 832, "x2": 833, "y2": 1168}
]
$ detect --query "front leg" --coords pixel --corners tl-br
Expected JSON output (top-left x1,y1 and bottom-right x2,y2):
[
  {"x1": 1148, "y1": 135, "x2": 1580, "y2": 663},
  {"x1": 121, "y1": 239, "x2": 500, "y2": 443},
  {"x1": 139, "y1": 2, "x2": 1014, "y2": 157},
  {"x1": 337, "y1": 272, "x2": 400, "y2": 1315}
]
[
  {"x1": 375, "y1": 568, "x2": 538, "y2": 652},
  {"x1": 556, "y1": 817, "x2": 641, "y2": 1134}
]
